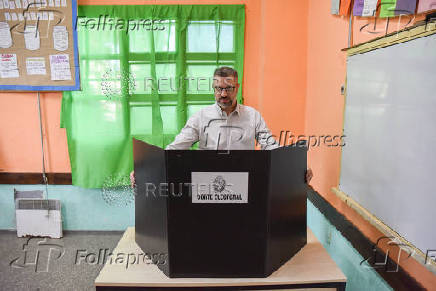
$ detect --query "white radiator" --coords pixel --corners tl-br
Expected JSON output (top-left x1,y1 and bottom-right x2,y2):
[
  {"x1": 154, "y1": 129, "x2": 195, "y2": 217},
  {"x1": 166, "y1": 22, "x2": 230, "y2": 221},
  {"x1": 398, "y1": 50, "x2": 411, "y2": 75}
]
[{"x1": 14, "y1": 190, "x2": 63, "y2": 238}]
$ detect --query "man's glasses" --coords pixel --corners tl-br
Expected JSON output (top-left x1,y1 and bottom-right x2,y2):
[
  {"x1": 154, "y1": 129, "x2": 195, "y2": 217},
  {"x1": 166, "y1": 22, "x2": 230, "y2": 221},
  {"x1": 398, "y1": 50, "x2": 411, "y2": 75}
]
[{"x1": 214, "y1": 86, "x2": 235, "y2": 93}]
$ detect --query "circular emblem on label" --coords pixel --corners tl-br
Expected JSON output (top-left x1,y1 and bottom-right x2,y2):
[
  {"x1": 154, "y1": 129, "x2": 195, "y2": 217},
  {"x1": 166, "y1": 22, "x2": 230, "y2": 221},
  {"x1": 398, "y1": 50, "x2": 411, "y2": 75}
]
[{"x1": 212, "y1": 176, "x2": 226, "y2": 193}]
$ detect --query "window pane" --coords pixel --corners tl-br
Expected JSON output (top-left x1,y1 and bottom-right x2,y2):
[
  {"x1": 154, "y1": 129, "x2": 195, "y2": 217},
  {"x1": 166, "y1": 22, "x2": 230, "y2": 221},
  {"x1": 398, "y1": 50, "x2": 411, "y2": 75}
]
[
  {"x1": 160, "y1": 105, "x2": 177, "y2": 134},
  {"x1": 80, "y1": 60, "x2": 121, "y2": 97},
  {"x1": 130, "y1": 104, "x2": 177, "y2": 135},
  {"x1": 129, "y1": 20, "x2": 176, "y2": 53},
  {"x1": 85, "y1": 60, "x2": 120, "y2": 80},
  {"x1": 129, "y1": 63, "x2": 176, "y2": 94},
  {"x1": 186, "y1": 65, "x2": 215, "y2": 94},
  {"x1": 84, "y1": 80, "x2": 121, "y2": 97},
  {"x1": 186, "y1": 64, "x2": 234, "y2": 94},
  {"x1": 130, "y1": 106, "x2": 152, "y2": 135},
  {"x1": 156, "y1": 63, "x2": 177, "y2": 94},
  {"x1": 129, "y1": 64, "x2": 151, "y2": 94},
  {"x1": 78, "y1": 18, "x2": 120, "y2": 55},
  {"x1": 73, "y1": 100, "x2": 127, "y2": 141},
  {"x1": 187, "y1": 21, "x2": 234, "y2": 53},
  {"x1": 156, "y1": 20, "x2": 176, "y2": 52}
]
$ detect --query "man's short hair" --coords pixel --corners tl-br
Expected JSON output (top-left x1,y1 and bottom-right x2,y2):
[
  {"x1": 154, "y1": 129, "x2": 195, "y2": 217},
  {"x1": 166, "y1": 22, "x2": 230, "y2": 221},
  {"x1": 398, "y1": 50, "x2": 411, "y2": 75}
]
[{"x1": 213, "y1": 67, "x2": 238, "y2": 79}]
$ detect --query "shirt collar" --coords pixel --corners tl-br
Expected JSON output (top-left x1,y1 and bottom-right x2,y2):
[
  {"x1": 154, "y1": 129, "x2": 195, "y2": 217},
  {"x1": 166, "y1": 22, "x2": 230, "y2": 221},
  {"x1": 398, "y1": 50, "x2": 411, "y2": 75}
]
[{"x1": 214, "y1": 102, "x2": 241, "y2": 117}]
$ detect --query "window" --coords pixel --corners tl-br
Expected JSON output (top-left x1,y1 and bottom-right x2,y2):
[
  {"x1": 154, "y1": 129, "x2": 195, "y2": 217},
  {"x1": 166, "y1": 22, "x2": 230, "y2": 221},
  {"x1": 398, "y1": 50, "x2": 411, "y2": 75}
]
[{"x1": 61, "y1": 5, "x2": 245, "y2": 188}]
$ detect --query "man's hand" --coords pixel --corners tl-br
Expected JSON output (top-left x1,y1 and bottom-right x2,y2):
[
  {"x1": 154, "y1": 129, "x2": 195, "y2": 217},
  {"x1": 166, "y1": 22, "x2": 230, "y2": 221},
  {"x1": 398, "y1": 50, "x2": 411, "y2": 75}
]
[
  {"x1": 305, "y1": 168, "x2": 313, "y2": 184},
  {"x1": 130, "y1": 170, "x2": 136, "y2": 188}
]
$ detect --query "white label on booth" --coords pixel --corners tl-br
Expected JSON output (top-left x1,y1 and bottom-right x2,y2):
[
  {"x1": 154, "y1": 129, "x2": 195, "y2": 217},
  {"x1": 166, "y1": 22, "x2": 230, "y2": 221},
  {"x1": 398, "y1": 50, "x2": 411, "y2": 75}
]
[{"x1": 191, "y1": 172, "x2": 249, "y2": 204}]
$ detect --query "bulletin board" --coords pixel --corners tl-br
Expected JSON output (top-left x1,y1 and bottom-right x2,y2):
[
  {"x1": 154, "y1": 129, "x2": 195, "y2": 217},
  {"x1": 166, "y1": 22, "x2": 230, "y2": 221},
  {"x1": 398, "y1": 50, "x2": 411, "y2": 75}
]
[{"x1": 0, "y1": 0, "x2": 80, "y2": 91}]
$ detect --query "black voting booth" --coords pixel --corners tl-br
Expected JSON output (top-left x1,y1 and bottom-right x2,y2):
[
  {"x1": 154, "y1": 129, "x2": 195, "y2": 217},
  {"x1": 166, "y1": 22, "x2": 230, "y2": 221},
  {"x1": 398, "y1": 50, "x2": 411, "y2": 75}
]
[{"x1": 133, "y1": 139, "x2": 307, "y2": 278}]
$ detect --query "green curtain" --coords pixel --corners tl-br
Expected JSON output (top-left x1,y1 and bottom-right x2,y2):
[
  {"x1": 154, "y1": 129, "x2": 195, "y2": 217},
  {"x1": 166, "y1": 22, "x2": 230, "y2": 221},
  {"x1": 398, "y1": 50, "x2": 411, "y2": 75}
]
[{"x1": 60, "y1": 5, "x2": 245, "y2": 188}]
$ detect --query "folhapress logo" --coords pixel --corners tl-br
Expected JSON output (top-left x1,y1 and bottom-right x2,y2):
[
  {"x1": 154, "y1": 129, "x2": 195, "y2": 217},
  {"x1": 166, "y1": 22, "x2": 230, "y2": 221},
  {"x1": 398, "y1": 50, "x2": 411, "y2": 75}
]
[{"x1": 10, "y1": 237, "x2": 65, "y2": 273}]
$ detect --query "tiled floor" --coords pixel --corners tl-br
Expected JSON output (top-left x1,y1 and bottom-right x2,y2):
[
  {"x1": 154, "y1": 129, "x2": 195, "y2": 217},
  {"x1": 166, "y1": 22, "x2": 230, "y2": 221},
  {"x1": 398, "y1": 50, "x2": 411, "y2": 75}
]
[{"x1": 0, "y1": 230, "x2": 122, "y2": 291}]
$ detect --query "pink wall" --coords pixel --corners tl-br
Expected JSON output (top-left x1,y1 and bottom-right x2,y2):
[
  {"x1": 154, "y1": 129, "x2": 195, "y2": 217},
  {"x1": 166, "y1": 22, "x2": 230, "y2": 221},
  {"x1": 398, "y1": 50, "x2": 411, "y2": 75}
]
[
  {"x1": 249, "y1": 0, "x2": 308, "y2": 139},
  {"x1": 305, "y1": 1, "x2": 348, "y2": 203},
  {"x1": 0, "y1": 92, "x2": 68, "y2": 172}
]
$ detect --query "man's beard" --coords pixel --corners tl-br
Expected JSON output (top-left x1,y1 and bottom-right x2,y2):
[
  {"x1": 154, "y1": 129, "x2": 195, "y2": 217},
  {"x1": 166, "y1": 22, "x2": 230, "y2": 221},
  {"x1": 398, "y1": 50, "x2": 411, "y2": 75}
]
[{"x1": 218, "y1": 97, "x2": 233, "y2": 108}]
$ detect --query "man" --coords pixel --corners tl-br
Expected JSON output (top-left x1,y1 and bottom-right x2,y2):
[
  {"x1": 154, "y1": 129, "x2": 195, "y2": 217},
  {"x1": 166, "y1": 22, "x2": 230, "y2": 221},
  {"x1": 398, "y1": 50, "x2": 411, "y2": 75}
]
[
  {"x1": 130, "y1": 67, "x2": 312, "y2": 185},
  {"x1": 166, "y1": 66, "x2": 278, "y2": 151}
]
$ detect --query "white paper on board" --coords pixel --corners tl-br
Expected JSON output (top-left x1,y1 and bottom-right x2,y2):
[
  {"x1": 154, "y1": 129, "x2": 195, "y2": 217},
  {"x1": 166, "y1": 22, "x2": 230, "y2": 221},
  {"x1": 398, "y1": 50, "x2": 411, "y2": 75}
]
[
  {"x1": 26, "y1": 57, "x2": 46, "y2": 75},
  {"x1": 48, "y1": 11, "x2": 53, "y2": 20},
  {"x1": 53, "y1": 25, "x2": 68, "y2": 51},
  {"x1": 0, "y1": 22, "x2": 12, "y2": 48},
  {"x1": 54, "y1": 0, "x2": 59, "y2": 7},
  {"x1": 9, "y1": 0, "x2": 15, "y2": 9},
  {"x1": 0, "y1": 53, "x2": 19, "y2": 78},
  {"x1": 42, "y1": 11, "x2": 48, "y2": 20},
  {"x1": 49, "y1": 54, "x2": 71, "y2": 80},
  {"x1": 0, "y1": 1, "x2": 3, "y2": 9},
  {"x1": 15, "y1": 0, "x2": 21, "y2": 8},
  {"x1": 48, "y1": 0, "x2": 53, "y2": 6},
  {"x1": 18, "y1": 13, "x2": 23, "y2": 21},
  {"x1": 4, "y1": 12, "x2": 10, "y2": 21},
  {"x1": 191, "y1": 172, "x2": 249, "y2": 204},
  {"x1": 24, "y1": 25, "x2": 40, "y2": 50},
  {"x1": 61, "y1": 0, "x2": 65, "y2": 7},
  {"x1": 22, "y1": 0, "x2": 28, "y2": 8},
  {"x1": 36, "y1": 12, "x2": 42, "y2": 20},
  {"x1": 3, "y1": 0, "x2": 9, "y2": 8},
  {"x1": 362, "y1": 0, "x2": 378, "y2": 16},
  {"x1": 30, "y1": 12, "x2": 36, "y2": 20},
  {"x1": 11, "y1": 12, "x2": 17, "y2": 21}
]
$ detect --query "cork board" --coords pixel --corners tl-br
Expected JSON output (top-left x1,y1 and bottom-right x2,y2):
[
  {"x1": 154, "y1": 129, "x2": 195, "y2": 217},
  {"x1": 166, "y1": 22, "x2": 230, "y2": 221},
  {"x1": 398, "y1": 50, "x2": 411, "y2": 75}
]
[{"x1": 0, "y1": 0, "x2": 80, "y2": 91}]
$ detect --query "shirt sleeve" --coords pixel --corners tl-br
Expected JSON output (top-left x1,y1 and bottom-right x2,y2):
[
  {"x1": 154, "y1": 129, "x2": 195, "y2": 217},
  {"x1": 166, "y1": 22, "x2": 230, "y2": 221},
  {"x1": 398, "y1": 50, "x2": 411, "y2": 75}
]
[
  {"x1": 255, "y1": 111, "x2": 280, "y2": 150},
  {"x1": 165, "y1": 114, "x2": 200, "y2": 150}
]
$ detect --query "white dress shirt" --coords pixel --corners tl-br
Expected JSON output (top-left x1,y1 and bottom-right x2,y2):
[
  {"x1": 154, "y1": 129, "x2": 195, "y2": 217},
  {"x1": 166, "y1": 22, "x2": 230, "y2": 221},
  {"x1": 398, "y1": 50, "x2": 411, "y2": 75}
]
[{"x1": 166, "y1": 103, "x2": 279, "y2": 150}]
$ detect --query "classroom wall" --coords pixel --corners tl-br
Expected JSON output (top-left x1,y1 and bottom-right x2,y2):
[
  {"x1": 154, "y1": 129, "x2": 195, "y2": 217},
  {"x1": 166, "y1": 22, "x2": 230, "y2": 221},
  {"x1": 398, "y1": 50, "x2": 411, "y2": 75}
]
[
  {"x1": 1, "y1": 0, "x2": 434, "y2": 288},
  {"x1": 0, "y1": 0, "x2": 308, "y2": 173},
  {"x1": 305, "y1": 1, "x2": 435, "y2": 289}
]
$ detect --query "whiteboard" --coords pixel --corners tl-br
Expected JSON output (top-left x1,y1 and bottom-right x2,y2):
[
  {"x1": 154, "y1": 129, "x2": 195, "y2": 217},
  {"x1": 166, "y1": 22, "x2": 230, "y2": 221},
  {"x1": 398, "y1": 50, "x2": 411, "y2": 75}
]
[{"x1": 340, "y1": 33, "x2": 436, "y2": 253}]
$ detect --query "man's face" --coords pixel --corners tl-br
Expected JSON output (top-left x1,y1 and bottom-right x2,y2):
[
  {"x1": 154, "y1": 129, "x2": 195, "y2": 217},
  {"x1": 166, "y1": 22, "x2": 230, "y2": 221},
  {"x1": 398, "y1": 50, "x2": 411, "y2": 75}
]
[{"x1": 213, "y1": 76, "x2": 239, "y2": 109}]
